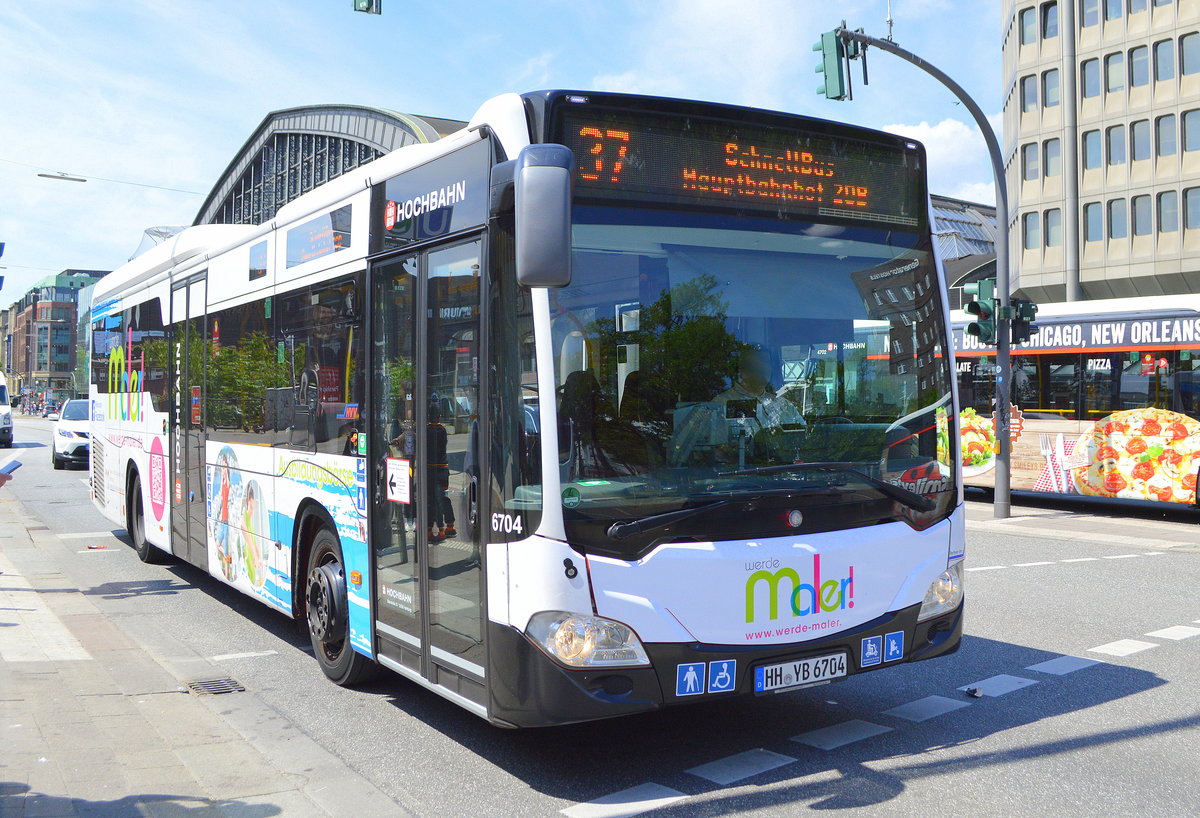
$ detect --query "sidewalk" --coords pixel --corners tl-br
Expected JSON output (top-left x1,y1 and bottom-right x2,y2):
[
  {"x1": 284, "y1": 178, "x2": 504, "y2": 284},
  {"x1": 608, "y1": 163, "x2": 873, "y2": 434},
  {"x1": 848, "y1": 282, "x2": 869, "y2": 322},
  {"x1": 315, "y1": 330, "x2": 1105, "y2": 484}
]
[
  {"x1": 0, "y1": 494, "x2": 402, "y2": 817},
  {"x1": 965, "y1": 498, "x2": 1200, "y2": 551}
]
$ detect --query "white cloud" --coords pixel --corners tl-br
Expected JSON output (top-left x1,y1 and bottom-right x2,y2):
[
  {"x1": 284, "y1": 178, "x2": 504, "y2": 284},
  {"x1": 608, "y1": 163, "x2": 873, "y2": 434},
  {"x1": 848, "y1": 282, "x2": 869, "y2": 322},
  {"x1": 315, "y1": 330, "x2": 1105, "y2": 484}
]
[{"x1": 882, "y1": 118, "x2": 997, "y2": 203}]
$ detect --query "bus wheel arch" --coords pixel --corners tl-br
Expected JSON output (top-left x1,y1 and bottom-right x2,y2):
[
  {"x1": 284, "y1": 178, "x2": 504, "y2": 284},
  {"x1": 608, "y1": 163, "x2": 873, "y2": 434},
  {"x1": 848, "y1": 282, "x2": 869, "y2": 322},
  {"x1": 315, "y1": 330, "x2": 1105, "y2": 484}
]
[{"x1": 300, "y1": 515, "x2": 376, "y2": 686}]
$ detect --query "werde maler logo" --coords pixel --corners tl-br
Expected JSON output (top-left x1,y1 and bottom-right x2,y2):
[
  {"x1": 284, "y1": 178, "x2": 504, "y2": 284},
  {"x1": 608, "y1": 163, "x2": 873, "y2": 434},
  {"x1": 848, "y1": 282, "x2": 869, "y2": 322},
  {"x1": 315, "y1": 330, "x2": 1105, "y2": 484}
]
[{"x1": 744, "y1": 554, "x2": 854, "y2": 623}]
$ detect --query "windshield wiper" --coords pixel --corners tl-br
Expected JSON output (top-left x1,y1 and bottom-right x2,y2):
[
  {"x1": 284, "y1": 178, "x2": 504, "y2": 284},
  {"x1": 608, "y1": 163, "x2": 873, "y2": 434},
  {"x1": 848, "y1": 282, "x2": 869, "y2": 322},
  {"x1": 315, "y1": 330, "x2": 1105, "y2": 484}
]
[
  {"x1": 719, "y1": 461, "x2": 936, "y2": 512},
  {"x1": 607, "y1": 500, "x2": 732, "y2": 541}
]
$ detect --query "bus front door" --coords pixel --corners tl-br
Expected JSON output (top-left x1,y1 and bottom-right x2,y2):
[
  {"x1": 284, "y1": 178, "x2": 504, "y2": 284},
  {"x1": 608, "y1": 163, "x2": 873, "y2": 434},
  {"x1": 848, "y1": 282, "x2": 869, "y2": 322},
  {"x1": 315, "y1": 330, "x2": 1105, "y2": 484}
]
[
  {"x1": 169, "y1": 276, "x2": 209, "y2": 569},
  {"x1": 370, "y1": 240, "x2": 485, "y2": 709}
]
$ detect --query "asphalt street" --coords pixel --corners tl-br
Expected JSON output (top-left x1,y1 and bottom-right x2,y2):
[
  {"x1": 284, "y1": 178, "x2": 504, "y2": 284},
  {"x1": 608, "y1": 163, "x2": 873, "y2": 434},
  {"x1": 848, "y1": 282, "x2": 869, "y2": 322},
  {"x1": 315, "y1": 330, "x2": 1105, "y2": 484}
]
[{"x1": 2, "y1": 414, "x2": 1199, "y2": 817}]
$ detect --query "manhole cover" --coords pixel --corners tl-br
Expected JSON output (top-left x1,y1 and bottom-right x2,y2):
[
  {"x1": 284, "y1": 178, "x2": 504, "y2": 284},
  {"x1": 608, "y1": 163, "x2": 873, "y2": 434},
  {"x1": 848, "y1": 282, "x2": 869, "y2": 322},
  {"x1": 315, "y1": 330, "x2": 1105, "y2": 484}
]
[{"x1": 185, "y1": 677, "x2": 246, "y2": 696}]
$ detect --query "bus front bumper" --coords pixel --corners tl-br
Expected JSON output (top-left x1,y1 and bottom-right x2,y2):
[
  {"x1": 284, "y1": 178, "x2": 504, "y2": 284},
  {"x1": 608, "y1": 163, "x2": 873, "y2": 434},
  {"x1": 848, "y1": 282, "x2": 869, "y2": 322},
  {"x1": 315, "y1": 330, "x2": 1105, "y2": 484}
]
[{"x1": 486, "y1": 600, "x2": 963, "y2": 728}]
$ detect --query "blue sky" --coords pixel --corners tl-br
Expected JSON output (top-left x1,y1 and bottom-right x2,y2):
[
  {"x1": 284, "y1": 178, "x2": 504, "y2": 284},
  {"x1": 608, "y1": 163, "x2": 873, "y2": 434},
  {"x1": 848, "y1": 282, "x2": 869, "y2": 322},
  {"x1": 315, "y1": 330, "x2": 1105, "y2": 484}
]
[{"x1": 0, "y1": 0, "x2": 1001, "y2": 303}]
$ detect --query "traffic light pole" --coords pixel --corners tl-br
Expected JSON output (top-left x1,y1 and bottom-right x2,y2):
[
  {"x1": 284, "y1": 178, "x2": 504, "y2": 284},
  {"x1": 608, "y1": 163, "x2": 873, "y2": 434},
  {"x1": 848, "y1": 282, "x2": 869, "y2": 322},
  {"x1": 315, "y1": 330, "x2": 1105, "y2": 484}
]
[{"x1": 834, "y1": 28, "x2": 1013, "y2": 518}]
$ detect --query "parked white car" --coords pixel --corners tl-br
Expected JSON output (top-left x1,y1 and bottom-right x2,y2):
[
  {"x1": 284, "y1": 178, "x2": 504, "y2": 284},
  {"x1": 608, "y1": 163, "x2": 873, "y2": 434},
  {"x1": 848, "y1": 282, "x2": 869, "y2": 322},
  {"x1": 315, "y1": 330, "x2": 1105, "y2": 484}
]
[{"x1": 52, "y1": 399, "x2": 90, "y2": 469}]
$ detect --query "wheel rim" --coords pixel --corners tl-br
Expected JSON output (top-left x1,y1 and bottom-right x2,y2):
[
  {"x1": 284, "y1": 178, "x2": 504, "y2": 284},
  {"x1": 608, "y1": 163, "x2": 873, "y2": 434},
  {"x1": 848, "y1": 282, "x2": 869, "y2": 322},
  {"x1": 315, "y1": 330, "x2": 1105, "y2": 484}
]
[{"x1": 307, "y1": 558, "x2": 345, "y2": 654}]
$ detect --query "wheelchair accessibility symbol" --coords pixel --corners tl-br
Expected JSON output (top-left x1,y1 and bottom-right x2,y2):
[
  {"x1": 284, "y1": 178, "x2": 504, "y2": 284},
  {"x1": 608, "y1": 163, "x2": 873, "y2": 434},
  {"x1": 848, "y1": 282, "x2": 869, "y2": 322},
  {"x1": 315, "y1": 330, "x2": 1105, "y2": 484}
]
[{"x1": 708, "y1": 659, "x2": 737, "y2": 693}]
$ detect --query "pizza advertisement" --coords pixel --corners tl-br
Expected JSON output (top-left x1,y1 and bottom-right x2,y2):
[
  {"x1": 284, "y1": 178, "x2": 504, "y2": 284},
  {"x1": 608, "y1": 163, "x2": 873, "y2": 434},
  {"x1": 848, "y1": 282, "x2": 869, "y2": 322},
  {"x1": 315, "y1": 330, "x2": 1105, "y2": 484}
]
[{"x1": 960, "y1": 408, "x2": 1200, "y2": 505}]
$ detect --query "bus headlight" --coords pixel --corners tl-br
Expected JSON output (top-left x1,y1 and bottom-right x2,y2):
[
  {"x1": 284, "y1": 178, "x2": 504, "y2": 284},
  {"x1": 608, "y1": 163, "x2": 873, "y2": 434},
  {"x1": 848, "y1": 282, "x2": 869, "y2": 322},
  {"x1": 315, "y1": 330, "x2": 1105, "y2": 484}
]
[
  {"x1": 917, "y1": 561, "x2": 964, "y2": 622},
  {"x1": 526, "y1": 611, "x2": 650, "y2": 668}
]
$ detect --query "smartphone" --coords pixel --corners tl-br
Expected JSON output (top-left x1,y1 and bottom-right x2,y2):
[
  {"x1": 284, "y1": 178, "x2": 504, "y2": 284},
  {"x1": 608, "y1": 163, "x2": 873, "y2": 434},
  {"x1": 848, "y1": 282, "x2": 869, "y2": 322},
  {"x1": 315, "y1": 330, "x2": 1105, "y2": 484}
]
[{"x1": 0, "y1": 460, "x2": 22, "y2": 475}]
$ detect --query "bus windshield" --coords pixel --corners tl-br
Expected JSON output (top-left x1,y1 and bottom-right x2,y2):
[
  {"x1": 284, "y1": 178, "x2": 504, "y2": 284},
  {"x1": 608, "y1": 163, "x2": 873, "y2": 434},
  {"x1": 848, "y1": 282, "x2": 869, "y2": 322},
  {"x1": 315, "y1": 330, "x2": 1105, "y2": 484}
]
[{"x1": 550, "y1": 205, "x2": 955, "y2": 556}]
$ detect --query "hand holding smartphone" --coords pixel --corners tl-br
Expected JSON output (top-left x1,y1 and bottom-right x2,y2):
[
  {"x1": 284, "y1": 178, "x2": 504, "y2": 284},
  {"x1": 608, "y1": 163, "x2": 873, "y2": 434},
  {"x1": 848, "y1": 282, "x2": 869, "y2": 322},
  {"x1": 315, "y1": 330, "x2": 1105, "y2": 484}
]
[{"x1": 0, "y1": 460, "x2": 21, "y2": 475}]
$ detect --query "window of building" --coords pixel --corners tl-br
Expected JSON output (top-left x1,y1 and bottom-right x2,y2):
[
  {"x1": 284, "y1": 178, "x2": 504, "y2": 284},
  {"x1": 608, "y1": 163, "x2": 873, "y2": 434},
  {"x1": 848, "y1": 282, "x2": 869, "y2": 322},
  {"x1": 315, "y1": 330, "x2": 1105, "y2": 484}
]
[
  {"x1": 1021, "y1": 75, "x2": 1038, "y2": 112},
  {"x1": 1045, "y1": 208, "x2": 1063, "y2": 246},
  {"x1": 1183, "y1": 33, "x2": 1200, "y2": 75},
  {"x1": 1108, "y1": 199, "x2": 1128, "y2": 238},
  {"x1": 1154, "y1": 39, "x2": 1175, "y2": 82},
  {"x1": 1043, "y1": 69, "x2": 1061, "y2": 106},
  {"x1": 1185, "y1": 188, "x2": 1200, "y2": 229},
  {"x1": 1083, "y1": 129, "x2": 1102, "y2": 168},
  {"x1": 1130, "y1": 45, "x2": 1149, "y2": 86},
  {"x1": 1159, "y1": 191, "x2": 1179, "y2": 232},
  {"x1": 1022, "y1": 143, "x2": 1040, "y2": 179},
  {"x1": 1042, "y1": 1, "x2": 1059, "y2": 36},
  {"x1": 1044, "y1": 138, "x2": 1063, "y2": 175},
  {"x1": 1132, "y1": 194, "x2": 1152, "y2": 234},
  {"x1": 1185, "y1": 110, "x2": 1200, "y2": 151},
  {"x1": 1107, "y1": 124, "x2": 1126, "y2": 164},
  {"x1": 1105, "y1": 0, "x2": 1122, "y2": 19},
  {"x1": 1082, "y1": 58, "x2": 1101, "y2": 97},
  {"x1": 1084, "y1": 202, "x2": 1103, "y2": 241},
  {"x1": 1131, "y1": 119, "x2": 1151, "y2": 160},
  {"x1": 1020, "y1": 7, "x2": 1037, "y2": 43},
  {"x1": 1152, "y1": 0, "x2": 1170, "y2": 6},
  {"x1": 1105, "y1": 52, "x2": 1125, "y2": 92},
  {"x1": 1157, "y1": 114, "x2": 1177, "y2": 156},
  {"x1": 1082, "y1": 0, "x2": 1099, "y2": 27},
  {"x1": 1023, "y1": 211, "x2": 1042, "y2": 249},
  {"x1": 1128, "y1": 0, "x2": 1147, "y2": 12}
]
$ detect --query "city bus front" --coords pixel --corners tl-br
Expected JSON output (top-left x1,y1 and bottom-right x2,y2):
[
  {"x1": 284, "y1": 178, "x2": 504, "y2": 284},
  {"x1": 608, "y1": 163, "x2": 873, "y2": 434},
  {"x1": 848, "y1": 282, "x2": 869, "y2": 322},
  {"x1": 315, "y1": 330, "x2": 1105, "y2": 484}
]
[{"x1": 489, "y1": 92, "x2": 963, "y2": 726}]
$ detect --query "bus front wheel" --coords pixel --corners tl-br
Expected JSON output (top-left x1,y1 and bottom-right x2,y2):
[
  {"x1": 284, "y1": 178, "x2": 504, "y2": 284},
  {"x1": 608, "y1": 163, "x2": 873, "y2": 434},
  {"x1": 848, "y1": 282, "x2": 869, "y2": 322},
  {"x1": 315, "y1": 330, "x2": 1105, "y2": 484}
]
[{"x1": 305, "y1": 527, "x2": 375, "y2": 686}]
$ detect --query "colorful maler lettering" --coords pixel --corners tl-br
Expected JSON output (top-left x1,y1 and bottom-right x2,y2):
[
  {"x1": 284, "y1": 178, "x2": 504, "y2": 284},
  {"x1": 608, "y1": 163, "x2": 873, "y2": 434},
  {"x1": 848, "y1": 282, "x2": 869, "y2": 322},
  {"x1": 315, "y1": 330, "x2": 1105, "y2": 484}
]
[{"x1": 89, "y1": 90, "x2": 965, "y2": 728}]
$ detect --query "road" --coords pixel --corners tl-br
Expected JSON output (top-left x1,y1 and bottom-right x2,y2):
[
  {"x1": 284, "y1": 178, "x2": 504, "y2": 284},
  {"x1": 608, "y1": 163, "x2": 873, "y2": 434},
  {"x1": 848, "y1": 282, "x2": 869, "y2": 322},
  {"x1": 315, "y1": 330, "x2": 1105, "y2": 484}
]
[{"x1": 3, "y1": 414, "x2": 1199, "y2": 816}]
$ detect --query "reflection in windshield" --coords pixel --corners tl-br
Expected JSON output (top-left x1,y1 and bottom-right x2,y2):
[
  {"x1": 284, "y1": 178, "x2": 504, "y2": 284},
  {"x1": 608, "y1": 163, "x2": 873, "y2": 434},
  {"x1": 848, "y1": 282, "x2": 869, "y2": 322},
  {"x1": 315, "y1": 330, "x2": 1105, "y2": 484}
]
[{"x1": 547, "y1": 207, "x2": 955, "y2": 554}]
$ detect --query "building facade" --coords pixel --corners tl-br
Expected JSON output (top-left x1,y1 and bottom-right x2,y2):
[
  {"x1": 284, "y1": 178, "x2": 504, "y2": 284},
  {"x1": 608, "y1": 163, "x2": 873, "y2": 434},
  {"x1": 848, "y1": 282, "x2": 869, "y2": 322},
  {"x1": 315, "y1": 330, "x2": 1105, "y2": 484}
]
[
  {"x1": 1003, "y1": 0, "x2": 1200, "y2": 302},
  {"x1": 3, "y1": 270, "x2": 107, "y2": 405}
]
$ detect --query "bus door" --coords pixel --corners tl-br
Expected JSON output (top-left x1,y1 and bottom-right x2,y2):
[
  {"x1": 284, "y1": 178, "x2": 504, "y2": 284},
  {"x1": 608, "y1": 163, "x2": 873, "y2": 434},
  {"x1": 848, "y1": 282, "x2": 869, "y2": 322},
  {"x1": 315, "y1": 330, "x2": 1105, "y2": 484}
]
[
  {"x1": 170, "y1": 275, "x2": 209, "y2": 568},
  {"x1": 369, "y1": 238, "x2": 485, "y2": 705}
]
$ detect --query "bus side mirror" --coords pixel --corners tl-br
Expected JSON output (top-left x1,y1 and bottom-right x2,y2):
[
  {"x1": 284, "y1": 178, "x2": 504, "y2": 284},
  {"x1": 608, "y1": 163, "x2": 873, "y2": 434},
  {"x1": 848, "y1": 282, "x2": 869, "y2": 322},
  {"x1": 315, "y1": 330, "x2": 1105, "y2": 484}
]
[{"x1": 515, "y1": 144, "x2": 573, "y2": 288}]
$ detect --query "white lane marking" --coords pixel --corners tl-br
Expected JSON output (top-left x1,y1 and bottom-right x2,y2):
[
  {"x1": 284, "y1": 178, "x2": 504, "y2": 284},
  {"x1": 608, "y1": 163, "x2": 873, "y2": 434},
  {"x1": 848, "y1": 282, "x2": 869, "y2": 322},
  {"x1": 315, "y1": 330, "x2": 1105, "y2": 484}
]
[
  {"x1": 1026, "y1": 655, "x2": 1101, "y2": 675},
  {"x1": 966, "y1": 565, "x2": 1006, "y2": 572},
  {"x1": 882, "y1": 695, "x2": 971, "y2": 723},
  {"x1": 211, "y1": 650, "x2": 280, "y2": 662},
  {"x1": 78, "y1": 478, "x2": 90, "y2": 487},
  {"x1": 1060, "y1": 558, "x2": 1099, "y2": 563},
  {"x1": 1012, "y1": 561, "x2": 1055, "y2": 567},
  {"x1": 1103, "y1": 554, "x2": 1141, "y2": 560},
  {"x1": 60, "y1": 531, "x2": 119, "y2": 540},
  {"x1": 956, "y1": 674, "x2": 1038, "y2": 697},
  {"x1": 1140, "y1": 552, "x2": 1167, "y2": 557},
  {"x1": 560, "y1": 783, "x2": 686, "y2": 818},
  {"x1": 791, "y1": 719, "x2": 892, "y2": 751},
  {"x1": 1089, "y1": 639, "x2": 1158, "y2": 657},
  {"x1": 77, "y1": 548, "x2": 117, "y2": 554},
  {"x1": 1144, "y1": 625, "x2": 1200, "y2": 641},
  {"x1": 685, "y1": 748, "x2": 795, "y2": 785},
  {"x1": 0, "y1": 552, "x2": 91, "y2": 662}
]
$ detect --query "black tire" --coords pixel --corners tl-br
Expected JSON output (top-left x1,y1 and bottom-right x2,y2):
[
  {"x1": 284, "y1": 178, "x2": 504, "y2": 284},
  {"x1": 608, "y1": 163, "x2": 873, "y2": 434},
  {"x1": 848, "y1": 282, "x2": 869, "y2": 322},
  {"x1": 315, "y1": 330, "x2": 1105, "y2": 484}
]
[
  {"x1": 306, "y1": 526, "x2": 376, "y2": 685},
  {"x1": 52, "y1": 451, "x2": 64, "y2": 470},
  {"x1": 127, "y1": 475, "x2": 165, "y2": 564}
]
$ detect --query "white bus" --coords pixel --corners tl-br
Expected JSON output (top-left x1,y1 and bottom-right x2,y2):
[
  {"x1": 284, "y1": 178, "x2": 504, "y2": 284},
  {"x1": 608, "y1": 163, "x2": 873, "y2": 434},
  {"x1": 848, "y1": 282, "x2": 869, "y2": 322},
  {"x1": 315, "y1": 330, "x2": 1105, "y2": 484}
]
[{"x1": 89, "y1": 90, "x2": 965, "y2": 727}]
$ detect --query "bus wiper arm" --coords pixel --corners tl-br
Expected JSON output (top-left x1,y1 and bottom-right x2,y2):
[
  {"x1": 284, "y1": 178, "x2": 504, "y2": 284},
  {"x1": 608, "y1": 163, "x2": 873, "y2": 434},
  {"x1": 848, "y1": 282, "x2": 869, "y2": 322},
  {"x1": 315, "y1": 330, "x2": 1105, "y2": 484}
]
[
  {"x1": 720, "y1": 462, "x2": 935, "y2": 512},
  {"x1": 607, "y1": 500, "x2": 732, "y2": 542}
]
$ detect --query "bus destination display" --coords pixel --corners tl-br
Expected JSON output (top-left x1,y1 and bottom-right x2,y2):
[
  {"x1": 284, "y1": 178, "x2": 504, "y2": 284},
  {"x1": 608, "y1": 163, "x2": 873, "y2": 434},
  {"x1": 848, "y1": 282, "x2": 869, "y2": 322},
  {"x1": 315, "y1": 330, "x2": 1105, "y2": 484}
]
[{"x1": 558, "y1": 109, "x2": 922, "y2": 226}]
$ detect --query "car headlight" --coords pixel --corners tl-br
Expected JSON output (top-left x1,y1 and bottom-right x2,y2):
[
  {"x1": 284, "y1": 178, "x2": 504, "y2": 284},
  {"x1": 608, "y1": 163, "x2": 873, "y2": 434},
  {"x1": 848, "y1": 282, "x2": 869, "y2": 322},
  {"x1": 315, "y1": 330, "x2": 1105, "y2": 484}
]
[
  {"x1": 526, "y1": 611, "x2": 650, "y2": 668},
  {"x1": 917, "y1": 561, "x2": 964, "y2": 622},
  {"x1": 57, "y1": 428, "x2": 78, "y2": 438}
]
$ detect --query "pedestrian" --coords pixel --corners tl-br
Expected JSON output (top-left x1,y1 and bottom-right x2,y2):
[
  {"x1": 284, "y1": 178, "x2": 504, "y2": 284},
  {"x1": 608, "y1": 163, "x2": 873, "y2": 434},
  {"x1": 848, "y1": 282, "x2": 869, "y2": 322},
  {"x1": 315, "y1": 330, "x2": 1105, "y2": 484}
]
[{"x1": 426, "y1": 403, "x2": 456, "y2": 542}]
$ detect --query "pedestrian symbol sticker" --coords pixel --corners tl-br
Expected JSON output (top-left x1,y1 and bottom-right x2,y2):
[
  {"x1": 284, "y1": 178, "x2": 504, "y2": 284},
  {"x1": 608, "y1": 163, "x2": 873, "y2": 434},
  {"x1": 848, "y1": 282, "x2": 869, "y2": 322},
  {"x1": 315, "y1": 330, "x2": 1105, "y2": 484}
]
[
  {"x1": 884, "y1": 631, "x2": 904, "y2": 662},
  {"x1": 861, "y1": 635, "x2": 883, "y2": 667},
  {"x1": 708, "y1": 660, "x2": 736, "y2": 693},
  {"x1": 676, "y1": 662, "x2": 705, "y2": 696}
]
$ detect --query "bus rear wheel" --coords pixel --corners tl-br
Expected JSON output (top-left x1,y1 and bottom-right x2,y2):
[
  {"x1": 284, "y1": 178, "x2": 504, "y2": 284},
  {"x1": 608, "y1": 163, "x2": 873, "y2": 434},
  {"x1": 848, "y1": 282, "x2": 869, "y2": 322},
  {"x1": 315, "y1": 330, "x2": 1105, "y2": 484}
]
[
  {"x1": 305, "y1": 527, "x2": 376, "y2": 686},
  {"x1": 127, "y1": 475, "x2": 165, "y2": 564}
]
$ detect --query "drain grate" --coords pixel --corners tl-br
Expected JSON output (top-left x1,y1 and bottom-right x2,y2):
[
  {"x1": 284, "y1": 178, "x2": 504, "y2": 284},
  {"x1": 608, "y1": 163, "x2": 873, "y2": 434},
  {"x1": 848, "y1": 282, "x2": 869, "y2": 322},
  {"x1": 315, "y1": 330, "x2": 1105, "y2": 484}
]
[{"x1": 185, "y1": 676, "x2": 246, "y2": 696}]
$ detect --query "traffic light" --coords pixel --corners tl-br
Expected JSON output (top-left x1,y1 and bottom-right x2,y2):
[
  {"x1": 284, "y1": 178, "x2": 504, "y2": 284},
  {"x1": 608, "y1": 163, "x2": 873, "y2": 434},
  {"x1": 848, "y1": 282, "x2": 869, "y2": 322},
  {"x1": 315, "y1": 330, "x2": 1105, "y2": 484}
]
[
  {"x1": 963, "y1": 278, "x2": 997, "y2": 345},
  {"x1": 353, "y1": 0, "x2": 380, "y2": 13},
  {"x1": 1010, "y1": 298, "x2": 1039, "y2": 345},
  {"x1": 813, "y1": 31, "x2": 849, "y2": 100}
]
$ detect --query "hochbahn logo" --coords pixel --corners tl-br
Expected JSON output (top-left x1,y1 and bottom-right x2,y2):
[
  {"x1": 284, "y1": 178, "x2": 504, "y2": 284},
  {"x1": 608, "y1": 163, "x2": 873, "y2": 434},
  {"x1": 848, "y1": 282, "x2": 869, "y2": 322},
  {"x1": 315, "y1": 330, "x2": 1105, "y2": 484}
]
[{"x1": 744, "y1": 554, "x2": 855, "y2": 623}]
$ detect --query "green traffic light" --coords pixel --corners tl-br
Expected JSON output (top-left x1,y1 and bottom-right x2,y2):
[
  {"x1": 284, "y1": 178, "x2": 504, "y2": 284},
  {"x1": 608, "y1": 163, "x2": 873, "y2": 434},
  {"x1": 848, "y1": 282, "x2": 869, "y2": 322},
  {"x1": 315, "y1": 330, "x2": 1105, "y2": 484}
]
[{"x1": 813, "y1": 31, "x2": 848, "y2": 100}]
